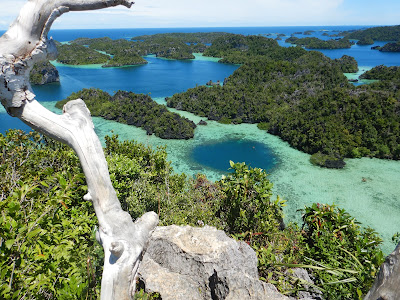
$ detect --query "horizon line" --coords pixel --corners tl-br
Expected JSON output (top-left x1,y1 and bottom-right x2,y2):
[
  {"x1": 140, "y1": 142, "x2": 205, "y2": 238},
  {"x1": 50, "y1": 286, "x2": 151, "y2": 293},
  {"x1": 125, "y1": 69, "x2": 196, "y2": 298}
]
[{"x1": 1, "y1": 24, "x2": 399, "y2": 32}]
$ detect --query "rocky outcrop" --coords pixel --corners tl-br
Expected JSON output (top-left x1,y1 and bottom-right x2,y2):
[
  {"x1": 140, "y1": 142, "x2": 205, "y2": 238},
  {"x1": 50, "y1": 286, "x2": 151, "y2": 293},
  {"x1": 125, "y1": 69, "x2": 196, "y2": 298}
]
[
  {"x1": 206, "y1": 80, "x2": 221, "y2": 86},
  {"x1": 29, "y1": 61, "x2": 60, "y2": 85},
  {"x1": 364, "y1": 242, "x2": 400, "y2": 300},
  {"x1": 198, "y1": 120, "x2": 208, "y2": 125},
  {"x1": 138, "y1": 225, "x2": 289, "y2": 300}
]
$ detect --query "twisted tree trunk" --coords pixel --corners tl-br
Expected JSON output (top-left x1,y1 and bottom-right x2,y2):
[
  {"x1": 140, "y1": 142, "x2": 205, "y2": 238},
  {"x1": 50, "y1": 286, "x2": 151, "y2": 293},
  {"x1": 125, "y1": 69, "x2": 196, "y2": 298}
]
[{"x1": 0, "y1": 1, "x2": 158, "y2": 299}]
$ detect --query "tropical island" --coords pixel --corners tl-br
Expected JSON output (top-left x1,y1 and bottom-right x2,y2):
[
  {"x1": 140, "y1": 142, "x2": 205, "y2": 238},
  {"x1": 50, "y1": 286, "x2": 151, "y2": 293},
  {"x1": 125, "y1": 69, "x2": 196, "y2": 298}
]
[
  {"x1": 56, "y1": 43, "x2": 110, "y2": 65},
  {"x1": 377, "y1": 42, "x2": 400, "y2": 52},
  {"x1": 55, "y1": 88, "x2": 197, "y2": 139},
  {"x1": 359, "y1": 65, "x2": 400, "y2": 80},
  {"x1": 336, "y1": 25, "x2": 400, "y2": 51},
  {"x1": 71, "y1": 35, "x2": 196, "y2": 60},
  {"x1": 345, "y1": 25, "x2": 400, "y2": 41},
  {"x1": 166, "y1": 33, "x2": 400, "y2": 167},
  {"x1": 356, "y1": 36, "x2": 375, "y2": 45},
  {"x1": 132, "y1": 32, "x2": 229, "y2": 45},
  {"x1": 285, "y1": 36, "x2": 354, "y2": 49}
]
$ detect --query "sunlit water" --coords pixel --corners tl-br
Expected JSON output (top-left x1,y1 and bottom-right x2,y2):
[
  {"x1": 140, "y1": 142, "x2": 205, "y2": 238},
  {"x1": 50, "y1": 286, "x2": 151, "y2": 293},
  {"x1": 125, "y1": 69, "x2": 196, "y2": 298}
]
[{"x1": 1, "y1": 27, "x2": 400, "y2": 253}]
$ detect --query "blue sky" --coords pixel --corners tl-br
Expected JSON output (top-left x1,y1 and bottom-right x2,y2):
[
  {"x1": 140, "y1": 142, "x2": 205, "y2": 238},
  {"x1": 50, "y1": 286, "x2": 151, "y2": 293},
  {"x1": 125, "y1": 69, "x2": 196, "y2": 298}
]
[{"x1": 0, "y1": 0, "x2": 399, "y2": 30}]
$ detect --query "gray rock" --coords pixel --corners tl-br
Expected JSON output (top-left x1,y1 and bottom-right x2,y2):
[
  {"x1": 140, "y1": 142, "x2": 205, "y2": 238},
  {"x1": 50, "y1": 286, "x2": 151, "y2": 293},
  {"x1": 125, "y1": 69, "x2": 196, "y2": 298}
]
[
  {"x1": 287, "y1": 268, "x2": 323, "y2": 300},
  {"x1": 138, "y1": 225, "x2": 289, "y2": 300},
  {"x1": 30, "y1": 61, "x2": 60, "y2": 85},
  {"x1": 364, "y1": 242, "x2": 400, "y2": 300}
]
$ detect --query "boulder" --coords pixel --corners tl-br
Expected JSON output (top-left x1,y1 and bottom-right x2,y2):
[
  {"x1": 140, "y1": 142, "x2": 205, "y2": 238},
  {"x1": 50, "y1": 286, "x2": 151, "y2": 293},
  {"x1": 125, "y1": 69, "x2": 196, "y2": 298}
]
[
  {"x1": 364, "y1": 242, "x2": 400, "y2": 300},
  {"x1": 138, "y1": 225, "x2": 289, "y2": 300},
  {"x1": 198, "y1": 120, "x2": 208, "y2": 126}
]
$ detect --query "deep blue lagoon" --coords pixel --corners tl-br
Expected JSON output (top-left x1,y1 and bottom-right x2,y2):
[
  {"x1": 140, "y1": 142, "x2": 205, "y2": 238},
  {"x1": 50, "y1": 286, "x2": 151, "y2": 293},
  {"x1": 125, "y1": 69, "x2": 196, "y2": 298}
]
[{"x1": 191, "y1": 139, "x2": 277, "y2": 173}]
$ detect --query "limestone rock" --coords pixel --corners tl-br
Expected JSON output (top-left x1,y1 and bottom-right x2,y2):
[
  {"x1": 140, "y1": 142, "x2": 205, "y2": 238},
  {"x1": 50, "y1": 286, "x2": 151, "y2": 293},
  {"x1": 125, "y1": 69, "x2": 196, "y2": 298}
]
[
  {"x1": 364, "y1": 242, "x2": 400, "y2": 300},
  {"x1": 198, "y1": 120, "x2": 208, "y2": 125},
  {"x1": 29, "y1": 61, "x2": 60, "y2": 85},
  {"x1": 138, "y1": 225, "x2": 289, "y2": 300}
]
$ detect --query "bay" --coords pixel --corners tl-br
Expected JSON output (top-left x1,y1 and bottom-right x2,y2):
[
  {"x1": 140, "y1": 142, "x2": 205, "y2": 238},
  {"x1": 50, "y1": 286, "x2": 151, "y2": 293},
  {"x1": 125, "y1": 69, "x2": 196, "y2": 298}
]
[{"x1": 1, "y1": 26, "x2": 400, "y2": 253}]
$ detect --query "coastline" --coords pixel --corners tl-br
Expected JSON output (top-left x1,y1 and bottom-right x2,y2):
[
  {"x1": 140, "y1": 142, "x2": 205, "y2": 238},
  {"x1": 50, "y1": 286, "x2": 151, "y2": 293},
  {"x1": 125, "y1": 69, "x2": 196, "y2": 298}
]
[{"x1": 38, "y1": 97, "x2": 400, "y2": 254}]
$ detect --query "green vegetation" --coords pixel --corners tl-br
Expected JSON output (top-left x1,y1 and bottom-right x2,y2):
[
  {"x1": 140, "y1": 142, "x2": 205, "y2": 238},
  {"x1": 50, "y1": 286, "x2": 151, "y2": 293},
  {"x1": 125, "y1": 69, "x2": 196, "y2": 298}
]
[
  {"x1": 29, "y1": 61, "x2": 59, "y2": 85},
  {"x1": 346, "y1": 25, "x2": 400, "y2": 41},
  {"x1": 202, "y1": 33, "x2": 306, "y2": 64},
  {"x1": 359, "y1": 65, "x2": 400, "y2": 80},
  {"x1": 72, "y1": 36, "x2": 195, "y2": 60},
  {"x1": 300, "y1": 203, "x2": 383, "y2": 299},
  {"x1": 57, "y1": 43, "x2": 110, "y2": 65},
  {"x1": 310, "y1": 152, "x2": 345, "y2": 169},
  {"x1": 0, "y1": 130, "x2": 385, "y2": 299},
  {"x1": 70, "y1": 38, "x2": 148, "y2": 67},
  {"x1": 285, "y1": 36, "x2": 354, "y2": 49},
  {"x1": 379, "y1": 42, "x2": 400, "y2": 52},
  {"x1": 303, "y1": 30, "x2": 315, "y2": 35},
  {"x1": 55, "y1": 88, "x2": 196, "y2": 139},
  {"x1": 334, "y1": 55, "x2": 358, "y2": 73},
  {"x1": 103, "y1": 52, "x2": 147, "y2": 68},
  {"x1": 135, "y1": 36, "x2": 195, "y2": 59},
  {"x1": 132, "y1": 32, "x2": 228, "y2": 44},
  {"x1": 356, "y1": 36, "x2": 374, "y2": 45},
  {"x1": 0, "y1": 131, "x2": 102, "y2": 299},
  {"x1": 167, "y1": 34, "x2": 400, "y2": 162},
  {"x1": 342, "y1": 25, "x2": 400, "y2": 51}
]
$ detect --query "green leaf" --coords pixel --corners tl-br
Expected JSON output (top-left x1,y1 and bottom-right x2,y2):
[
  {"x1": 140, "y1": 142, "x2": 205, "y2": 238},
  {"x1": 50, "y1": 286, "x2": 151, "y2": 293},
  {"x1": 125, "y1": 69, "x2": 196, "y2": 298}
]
[
  {"x1": 7, "y1": 202, "x2": 20, "y2": 213},
  {"x1": 41, "y1": 181, "x2": 49, "y2": 188},
  {"x1": 27, "y1": 228, "x2": 42, "y2": 239},
  {"x1": 59, "y1": 175, "x2": 67, "y2": 188},
  {"x1": 5, "y1": 239, "x2": 15, "y2": 249}
]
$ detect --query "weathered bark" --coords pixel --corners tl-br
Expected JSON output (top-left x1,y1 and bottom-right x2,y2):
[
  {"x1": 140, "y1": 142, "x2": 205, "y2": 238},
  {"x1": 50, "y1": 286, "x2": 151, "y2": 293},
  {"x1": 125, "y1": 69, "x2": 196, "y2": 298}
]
[{"x1": 0, "y1": 1, "x2": 159, "y2": 299}]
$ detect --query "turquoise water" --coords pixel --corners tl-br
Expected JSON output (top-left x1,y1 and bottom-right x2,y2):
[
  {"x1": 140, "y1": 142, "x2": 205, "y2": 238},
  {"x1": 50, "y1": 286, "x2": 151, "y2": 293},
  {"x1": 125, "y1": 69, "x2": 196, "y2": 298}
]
[{"x1": 1, "y1": 27, "x2": 400, "y2": 253}]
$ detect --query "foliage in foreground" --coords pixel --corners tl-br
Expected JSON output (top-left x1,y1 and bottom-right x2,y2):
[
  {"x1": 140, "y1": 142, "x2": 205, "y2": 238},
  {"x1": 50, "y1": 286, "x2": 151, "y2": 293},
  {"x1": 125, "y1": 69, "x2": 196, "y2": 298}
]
[{"x1": 0, "y1": 130, "x2": 385, "y2": 299}]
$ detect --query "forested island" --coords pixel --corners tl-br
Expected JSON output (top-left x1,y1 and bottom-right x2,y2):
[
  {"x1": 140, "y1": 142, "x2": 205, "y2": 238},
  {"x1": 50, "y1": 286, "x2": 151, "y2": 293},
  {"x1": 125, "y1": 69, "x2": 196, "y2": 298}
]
[
  {"x1": 132, "y1": 32, "x2": 229, "y2": 44},
  {"x1": 356, "y1": 36, "x2": 375, "y2": 45},
  {"x1": 345, "y1": 25, "x2": 400, "y2": 41},
  {"x1": 285, "y1": 36, "x2": 354, "y2": 49},
  {"x1": 56, "y1": 43, "x2": 110, "y2": 65},
  {"x1": 376, "y1": 42, "x2": 400, "y2": 52},
  {"x1": 71, "y1": 35, "x2": 196, "y2": 60},
  {"x1": 338, "y1": 25, "x2": 400, "y2": 52},
  {"x1": 167, "y1": 33, "x2": 400, "y2": 166},
  {"x1": 359, "y1": 65, "x2": 400, "y2": 80},
  {"x1": 55, "y1": 88, "x2": 196, "y2": 139}
]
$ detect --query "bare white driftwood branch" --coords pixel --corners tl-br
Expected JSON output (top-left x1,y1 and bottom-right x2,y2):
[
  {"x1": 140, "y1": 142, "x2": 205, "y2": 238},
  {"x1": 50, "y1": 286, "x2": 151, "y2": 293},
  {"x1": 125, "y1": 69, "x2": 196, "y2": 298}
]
[{"x1": 0, "y1": 1, "x2": 159, "y2": 299}]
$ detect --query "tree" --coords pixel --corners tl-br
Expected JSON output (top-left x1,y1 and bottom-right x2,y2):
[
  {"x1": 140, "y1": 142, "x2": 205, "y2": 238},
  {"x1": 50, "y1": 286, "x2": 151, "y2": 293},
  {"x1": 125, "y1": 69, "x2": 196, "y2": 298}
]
[{"x1": 0, "y1": 1, "x2": 158, "y2": 299}]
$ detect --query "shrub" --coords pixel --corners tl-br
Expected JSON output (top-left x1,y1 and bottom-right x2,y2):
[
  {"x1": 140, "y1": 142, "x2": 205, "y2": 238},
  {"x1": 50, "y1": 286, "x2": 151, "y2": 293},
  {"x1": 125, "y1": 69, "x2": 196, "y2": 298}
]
[{"x1": 300, "y1": 203, "x2": 384, "y2": 299}]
